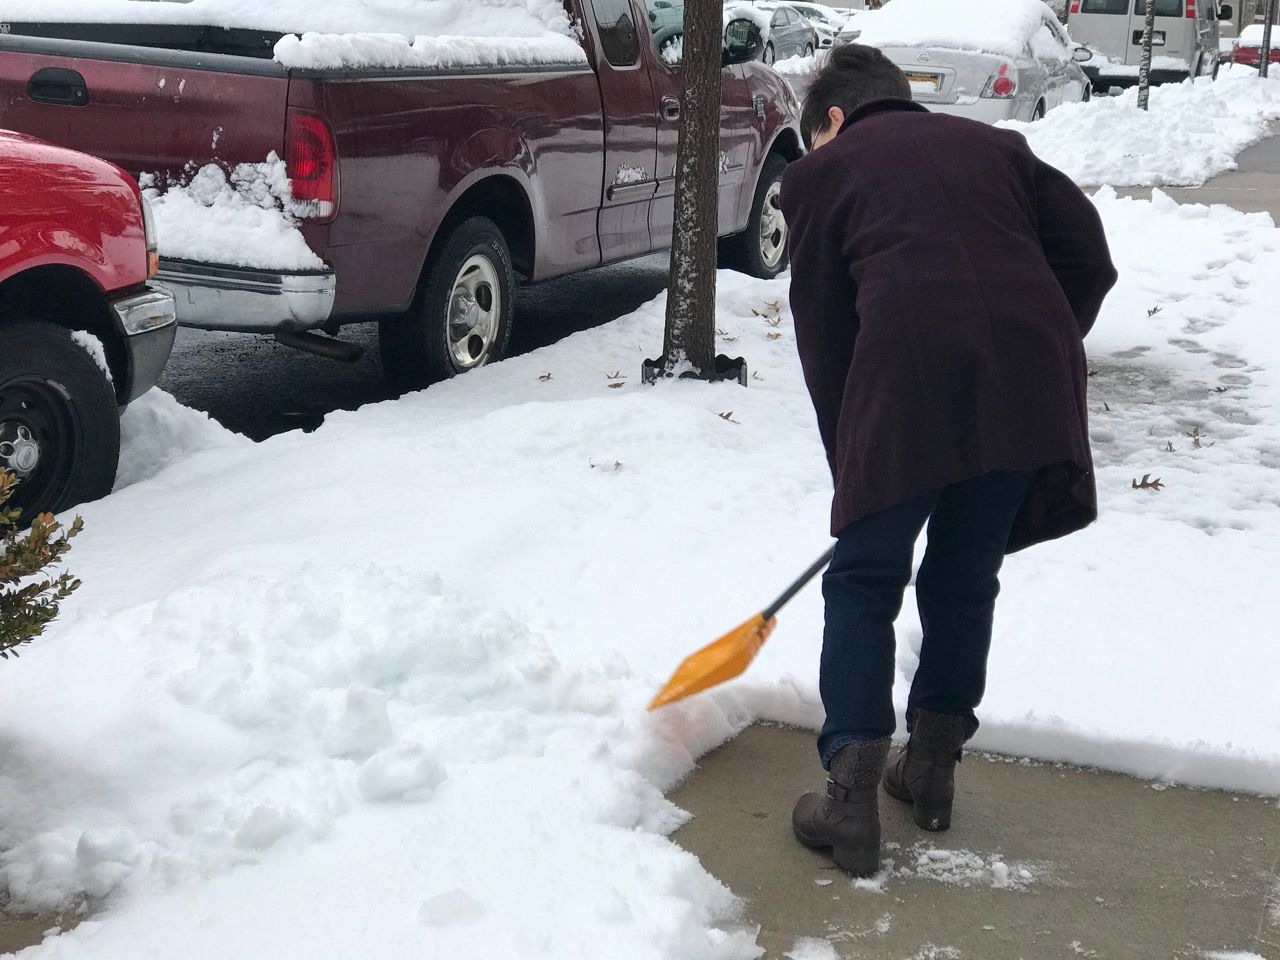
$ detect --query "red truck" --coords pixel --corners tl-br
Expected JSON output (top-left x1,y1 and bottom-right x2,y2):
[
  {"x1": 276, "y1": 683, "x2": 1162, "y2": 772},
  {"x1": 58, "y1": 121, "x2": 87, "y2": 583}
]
[
  {"x1": 0, "y1": 130, "x2": 177, "y2": 523},
  {"x1": 0, "y1": 1, "x2": 802, "y2": 393}
]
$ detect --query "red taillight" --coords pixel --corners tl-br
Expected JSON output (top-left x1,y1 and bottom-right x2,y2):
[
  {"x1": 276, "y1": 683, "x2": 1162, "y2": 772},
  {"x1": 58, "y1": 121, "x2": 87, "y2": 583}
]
[
  {"x1": 992, "y1": 76, "x2": 1015, "y2": 96},
  {"x1": 1070, "y1": 0, "x2": 1081, "y2": 12},
  {"x1": 286, "y1": 110, "x2": 339, "y2": 222},
  {"x1": 1185, "y1": 0, "x2": 1195, "y2": 16},
  {"x1": 985, "y1": 63, "x2": 1017, "y2": 98}
]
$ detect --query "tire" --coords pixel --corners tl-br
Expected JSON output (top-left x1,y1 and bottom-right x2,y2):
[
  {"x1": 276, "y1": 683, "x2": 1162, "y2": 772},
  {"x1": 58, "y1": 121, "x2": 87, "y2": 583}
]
[
  {"x1": 379, "y1": 216, "x2": 515, "y2": 395},
  {"x1": 764, "y1": 42, "x2": 776, "y2": 65},
  {"x1": 1082, "y1": 84, "x2": 1092, "y2": 102},
  {"x1": 1031, "y1": 100, "x2": 1047, "y2": 121},
  {"x1": 718, "y1": 153, "x2": 790, "y2": 280},
  {"x1": 0, "y1": 321, "x2": 119, "y2": 526},
  {"x1": 804, "y1": 43, "x2": 814, "y2": 57}
]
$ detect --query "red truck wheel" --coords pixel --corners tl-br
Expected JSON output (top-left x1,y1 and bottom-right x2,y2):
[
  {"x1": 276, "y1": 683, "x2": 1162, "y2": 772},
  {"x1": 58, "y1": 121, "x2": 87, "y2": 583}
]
[
  {"x1": 0, "y1": 322, "x2": 120, "y2": 525},
  {"x1": 719, "y1": 153, "x2": 790, "y2": 280},
  {"x1": 380, "y1": 216, "x2": 515, "y2": 395}
]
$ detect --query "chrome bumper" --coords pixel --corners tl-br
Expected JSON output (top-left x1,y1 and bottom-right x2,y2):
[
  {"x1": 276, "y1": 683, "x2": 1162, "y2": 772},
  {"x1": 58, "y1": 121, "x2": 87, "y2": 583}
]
[
  {"x1": 154, "y1": 258, "x2": 337, "y2": 333},
  {"x1": 110, "y1": 286, "x2": 176, "y2": 337},
  {"x1": 107, "y1": 285, "x2": 178, "y2": 404}
]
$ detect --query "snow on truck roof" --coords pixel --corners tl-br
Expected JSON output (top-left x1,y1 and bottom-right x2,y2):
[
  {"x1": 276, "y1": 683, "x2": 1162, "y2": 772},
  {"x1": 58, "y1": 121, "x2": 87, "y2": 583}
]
[
  {"x1": 0, "y1": 0, "x2": 587, "y2": 69},
  {"x1": 853, "y1": 0, "x2": 1060, "y2": 59}
]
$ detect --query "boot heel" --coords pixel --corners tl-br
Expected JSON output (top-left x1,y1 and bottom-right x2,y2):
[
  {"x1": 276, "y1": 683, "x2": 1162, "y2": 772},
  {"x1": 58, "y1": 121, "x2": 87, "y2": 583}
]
[
  {"x1": 913, "y1": 804, "x2": 951, "y2": 832},
  {"x1": 833, "y1": 844, "x2": 880, "y2": 877}
]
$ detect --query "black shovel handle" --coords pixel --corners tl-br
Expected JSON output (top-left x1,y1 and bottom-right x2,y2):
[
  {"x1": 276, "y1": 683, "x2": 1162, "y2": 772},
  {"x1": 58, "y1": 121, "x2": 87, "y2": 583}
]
[{"x1": 763, "y1": 545, "x2": 836, "y2": 622}]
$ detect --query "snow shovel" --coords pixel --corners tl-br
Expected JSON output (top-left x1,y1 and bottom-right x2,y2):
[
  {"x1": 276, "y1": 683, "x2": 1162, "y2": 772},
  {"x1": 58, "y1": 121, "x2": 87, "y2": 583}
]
[{"x1": 647, "y1": 546, "x2": 837, "y2": 711}]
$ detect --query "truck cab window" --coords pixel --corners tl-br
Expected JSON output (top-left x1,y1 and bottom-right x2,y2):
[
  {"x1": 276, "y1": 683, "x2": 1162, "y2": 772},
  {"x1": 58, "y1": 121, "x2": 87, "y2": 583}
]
[
  {"x1": 592, "y1": 0, "x2": 641, "y2": 66},
  {"x1": 645, "y1": 0, "x2": 685, "y2": 63}
]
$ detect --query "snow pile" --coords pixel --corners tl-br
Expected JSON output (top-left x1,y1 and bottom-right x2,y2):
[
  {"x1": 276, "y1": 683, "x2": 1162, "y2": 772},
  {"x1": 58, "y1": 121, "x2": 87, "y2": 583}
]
[
  {"x1": 1086, "y1": 49, "x2": 1193, "y2": 77},
  {"x1": 1237, "y1": 23, "x2": 1272, "y2": 46},
  {"x1": 853, "y1": 0, "x2": 1058, "y2": 57},
  {"x1": 1, "y1": 185, "x2": 1279, "y2": 954},
  {"x1": 115, "y1": 390, "x2": 250, "y2": 492},
  {"x1": 142, "y1": 155, "x2": 324, "y2": 271},
  {"x1": 10, "y1": 0, "x2": 587, "y2": 69},
  {"x1": 1000, "y1": 74, "x2": 1280, "y2": 186}
]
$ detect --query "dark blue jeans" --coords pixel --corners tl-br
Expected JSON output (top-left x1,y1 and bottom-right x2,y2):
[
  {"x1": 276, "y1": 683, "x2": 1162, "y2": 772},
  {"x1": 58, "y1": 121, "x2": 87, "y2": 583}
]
[{"x1": 818, "y1": 469, "x2": 1036, "y2": 768}]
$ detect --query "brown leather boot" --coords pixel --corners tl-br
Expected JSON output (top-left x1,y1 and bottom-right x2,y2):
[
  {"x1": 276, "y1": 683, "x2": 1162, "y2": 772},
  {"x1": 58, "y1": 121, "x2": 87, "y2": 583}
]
[
  {"x1": 792, "y1": 737, "x2": 891, "y2": 876},
  {"x1": 882, "y1": 709, "x2": 969, "y2": 831}
]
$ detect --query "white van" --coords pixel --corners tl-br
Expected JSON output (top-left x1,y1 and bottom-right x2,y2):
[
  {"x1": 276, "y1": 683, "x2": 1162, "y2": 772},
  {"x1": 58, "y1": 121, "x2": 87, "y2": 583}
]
[{"x1": 1067, "y1": 0, "x2": 1231, "y2": 89}]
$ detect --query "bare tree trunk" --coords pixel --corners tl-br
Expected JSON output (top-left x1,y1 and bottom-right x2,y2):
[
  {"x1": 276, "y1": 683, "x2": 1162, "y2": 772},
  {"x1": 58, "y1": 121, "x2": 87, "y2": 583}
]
[
  {"x1": 660, "y1": 0, "x2": 721, "y2": 375},
  {"x1": 1261, "y1": 0, "x2": 1277, "y2": 78},
  {"x1": 1137, "y1": 0, "x2": 1156, "y2": 110}
]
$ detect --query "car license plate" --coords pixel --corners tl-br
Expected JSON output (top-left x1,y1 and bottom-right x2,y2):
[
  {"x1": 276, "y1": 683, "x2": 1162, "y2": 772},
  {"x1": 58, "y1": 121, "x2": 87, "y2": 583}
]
[{"x1": 904, "y1": 71, "x2": 941, "y2": 92}]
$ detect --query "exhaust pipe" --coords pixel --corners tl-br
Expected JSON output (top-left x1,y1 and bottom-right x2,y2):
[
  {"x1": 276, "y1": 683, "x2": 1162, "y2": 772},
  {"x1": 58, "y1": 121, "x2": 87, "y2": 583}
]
[{"x1": 274, "y1": 331, "x2": 364, "y2": 363}]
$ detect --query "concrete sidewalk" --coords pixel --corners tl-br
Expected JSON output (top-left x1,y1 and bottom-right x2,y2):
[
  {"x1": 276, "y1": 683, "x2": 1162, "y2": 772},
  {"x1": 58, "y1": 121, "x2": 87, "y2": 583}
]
[
  {"x1": 1114, "y1": 127, "x2": 1280, "y2": 218},
  {"x1": 669, "y1": 725, "x2": 1279, "y2": 960}
]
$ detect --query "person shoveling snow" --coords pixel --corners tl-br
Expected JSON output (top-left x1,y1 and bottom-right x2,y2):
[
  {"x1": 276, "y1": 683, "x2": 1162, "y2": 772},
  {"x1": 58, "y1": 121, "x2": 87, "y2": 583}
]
[{"x1": 781, "y1": 44, "x2": 1118, "y2": 876}]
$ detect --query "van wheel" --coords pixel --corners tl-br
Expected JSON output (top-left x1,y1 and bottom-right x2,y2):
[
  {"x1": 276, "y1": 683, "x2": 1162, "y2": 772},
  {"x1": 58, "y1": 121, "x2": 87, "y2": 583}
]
[
  {"x1": 1082, "y1": 84, "x2": 1092, "y2": 102},
  {"x1": 0, "y1": 321, "x2": 119, "y2": 526},
  {"x1": 379, "y1": 216, "x2": 515, "y2": 395},
  {"x1": 718, "y1": 153, "x2": 789, "y2": 280},
  {"x1": 805, "y1": 43, "x2": 814, "y2": 57}
]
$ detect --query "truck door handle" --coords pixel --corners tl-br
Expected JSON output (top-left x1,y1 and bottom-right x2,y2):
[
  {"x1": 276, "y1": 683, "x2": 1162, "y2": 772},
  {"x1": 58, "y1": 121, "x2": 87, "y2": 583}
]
[
  {"x1": 28, "y1": 68, "x2": 89, "y2": 107},
  {"x1": 661, "y1": 97, "x2": 681, "y2": 121}
]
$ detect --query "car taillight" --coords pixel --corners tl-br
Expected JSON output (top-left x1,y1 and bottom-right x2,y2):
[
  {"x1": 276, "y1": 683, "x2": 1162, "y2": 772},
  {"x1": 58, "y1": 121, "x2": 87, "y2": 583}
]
[
  {"x1": 286, "y1": 110, "x2": 339, "y2": 222},
  {"x1": 983, "y1": 63, "x2": 1017, "y2": 98},
  {"x1": 1070, "y1": 0, "x2": 1081, "y2": 11}
]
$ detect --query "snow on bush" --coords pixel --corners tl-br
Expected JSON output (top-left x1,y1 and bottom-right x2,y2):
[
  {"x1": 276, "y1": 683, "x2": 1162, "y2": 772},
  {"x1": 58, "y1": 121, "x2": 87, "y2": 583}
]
[
  {"x1": 853, "y1": 0, "x2": 1058, "y2": 57},
  {"x1": 1001, "y1": 74, "x2": 1280, "y2": 187},
  {"x1": 11, "y1": 0, "x2": 587, "y2": 69},
  {"x1": 141, "y1": 155, "x2": 324, "y2": 271}
]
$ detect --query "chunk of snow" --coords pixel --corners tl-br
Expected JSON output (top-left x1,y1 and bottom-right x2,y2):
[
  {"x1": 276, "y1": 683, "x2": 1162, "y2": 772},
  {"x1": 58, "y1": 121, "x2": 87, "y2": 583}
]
[
  {"x1": 70, "y1": 331, "x2": 112, "y2": 383},
  {"x1": 854, "y1": 0, "x2": 1058, "y2": 58},
  {"x1": 785, "y1": 938, "x2": 840, "y2": 960},
  {"x1": 7, "y1": 0, "x2": 587, "y2": 69},
  {"x1": 142, "y1": 154, "x2": 324, "y2": 270}
]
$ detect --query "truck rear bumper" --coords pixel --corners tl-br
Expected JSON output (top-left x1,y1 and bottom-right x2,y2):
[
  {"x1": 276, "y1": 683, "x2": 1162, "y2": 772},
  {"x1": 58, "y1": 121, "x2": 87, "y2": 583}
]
[
  {"x1": 108, "y1": 285, "x2": 177, "y2": 404},
  {"x1": 154, "y1": 259, "x2": 337, "y2": 333},
  {"x1": 1083, "y1": 66, "x2": 1190, "y2": 90}
]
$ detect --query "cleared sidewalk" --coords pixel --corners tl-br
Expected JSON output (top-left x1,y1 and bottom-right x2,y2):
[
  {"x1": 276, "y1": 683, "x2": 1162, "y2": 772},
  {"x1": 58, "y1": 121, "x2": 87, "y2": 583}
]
[{"x1": 669, "y1": 724, "x2": 1280, "y2": 960}]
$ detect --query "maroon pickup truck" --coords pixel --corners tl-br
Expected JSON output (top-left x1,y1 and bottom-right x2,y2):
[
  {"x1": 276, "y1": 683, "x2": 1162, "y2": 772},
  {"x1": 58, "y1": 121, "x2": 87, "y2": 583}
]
[{"x1": 0, "y1": 1, "x2": 801, "y2": 392}]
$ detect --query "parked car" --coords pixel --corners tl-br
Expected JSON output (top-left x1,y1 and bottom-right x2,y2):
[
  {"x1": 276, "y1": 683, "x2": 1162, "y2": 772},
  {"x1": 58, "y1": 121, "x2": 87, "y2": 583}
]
[
  {"x1": 0, "y1": 0, "x2": 800, "y2": 395},
  {"x1": 0, "y1": 130, "x2": 176, "y2": 523},
  {"x1": 728, "y1": 1, "x2": 821, "y2": 62},
  {"x1": 1067, "y1": 0, "x2": 1229, "y2": 89},
  {"x1": 787, "y1": 1, "x2": 853, "y2": 47},
  {"x1": 853, "y1": 0, "x2": 1093, "y2": 122},
  {"x1": 1227, "y1": 22, "x2": 1280, "y2": 67}
]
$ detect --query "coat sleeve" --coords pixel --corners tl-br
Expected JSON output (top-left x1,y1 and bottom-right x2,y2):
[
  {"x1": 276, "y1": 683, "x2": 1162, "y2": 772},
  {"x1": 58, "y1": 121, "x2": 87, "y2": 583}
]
[
  {"x1": 1034, "y1": 157, "x2": 1118, "y2": 338},
  {"x1": 780, "y1": 161, "x2": 860, "y2": 480}
]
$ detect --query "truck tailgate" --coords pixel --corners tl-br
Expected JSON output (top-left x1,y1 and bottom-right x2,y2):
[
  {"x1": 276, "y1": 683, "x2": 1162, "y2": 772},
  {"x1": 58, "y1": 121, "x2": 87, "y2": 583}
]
[{"x1": 0, "y1": 33, "x2": 289, "y2": 180}]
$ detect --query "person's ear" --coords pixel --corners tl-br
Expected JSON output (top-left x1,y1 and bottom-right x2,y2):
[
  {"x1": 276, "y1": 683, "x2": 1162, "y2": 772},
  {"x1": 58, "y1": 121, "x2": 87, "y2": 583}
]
[{"x1": 827, "y1": 106, "x2": 846, "y2": 130}]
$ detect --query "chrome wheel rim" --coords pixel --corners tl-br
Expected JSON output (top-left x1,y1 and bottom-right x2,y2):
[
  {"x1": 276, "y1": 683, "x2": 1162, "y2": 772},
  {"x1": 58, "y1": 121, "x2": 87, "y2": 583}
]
[
  {"x1": 758, "y1": 181, "x2": 787, "y2": 270},
  {"x1": 447, "y1": 255, "x2": 502, "y2": 371}
]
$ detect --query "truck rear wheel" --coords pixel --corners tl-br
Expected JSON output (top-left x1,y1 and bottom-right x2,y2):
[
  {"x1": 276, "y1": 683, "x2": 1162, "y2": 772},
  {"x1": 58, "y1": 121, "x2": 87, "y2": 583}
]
[
  {"x1": 0, "y1": 321, "x2": 119, "y2": 525},
  {"x1": 718, "y1": 153, "x2": 790, "y2": 280},
  {"x1": 380, "y1": 216, "x2": 515, "y2": 395}
]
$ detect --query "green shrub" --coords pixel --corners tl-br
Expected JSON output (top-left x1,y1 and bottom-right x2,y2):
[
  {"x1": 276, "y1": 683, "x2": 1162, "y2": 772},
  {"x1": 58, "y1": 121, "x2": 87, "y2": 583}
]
[{"x1": 0, "y1": 471, "x2": 83, "y2": 658}]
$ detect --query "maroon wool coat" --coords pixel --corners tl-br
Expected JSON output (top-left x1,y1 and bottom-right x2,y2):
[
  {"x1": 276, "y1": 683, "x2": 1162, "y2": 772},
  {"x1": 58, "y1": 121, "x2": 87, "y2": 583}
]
[{"x1": 780, "y1": 99, "x2": 1118, "y2": 553}]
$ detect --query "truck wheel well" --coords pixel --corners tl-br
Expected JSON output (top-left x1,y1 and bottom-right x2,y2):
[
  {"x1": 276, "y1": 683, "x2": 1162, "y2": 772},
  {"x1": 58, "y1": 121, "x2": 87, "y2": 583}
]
[
  {"x1": 437, "y1": 177, "x2": 535, "y2": 279},
  {"x1": 0, "y1": 266, "x2": 124, "y2": 399},
  {"x1": 770, "y1": 130, "x2": 804, "y2": 163}
]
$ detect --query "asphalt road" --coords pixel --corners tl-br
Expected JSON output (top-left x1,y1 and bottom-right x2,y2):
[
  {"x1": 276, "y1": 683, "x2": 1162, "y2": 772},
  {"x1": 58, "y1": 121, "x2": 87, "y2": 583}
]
[{"x1": 158, "y1": 253, "x2": 671, "y2": 441}]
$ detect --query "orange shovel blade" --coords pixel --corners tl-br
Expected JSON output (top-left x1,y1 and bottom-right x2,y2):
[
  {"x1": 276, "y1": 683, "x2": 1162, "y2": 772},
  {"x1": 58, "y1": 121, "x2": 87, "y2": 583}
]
[{"x1": 647, "y1": 613, "x2": 778, "y2": 711}]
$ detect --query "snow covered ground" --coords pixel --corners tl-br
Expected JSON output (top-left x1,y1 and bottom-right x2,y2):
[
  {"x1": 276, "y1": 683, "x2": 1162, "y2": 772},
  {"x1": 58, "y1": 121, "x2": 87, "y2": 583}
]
[{"x1": 0, "y1": 175, "x2": 1278, "y2": 955}]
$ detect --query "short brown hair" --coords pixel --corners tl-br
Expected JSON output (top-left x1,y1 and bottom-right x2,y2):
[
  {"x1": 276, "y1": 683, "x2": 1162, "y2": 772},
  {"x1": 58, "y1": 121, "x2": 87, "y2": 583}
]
[{"x1": 801, "y1": 44, "x2": 912, "y2": 150}]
